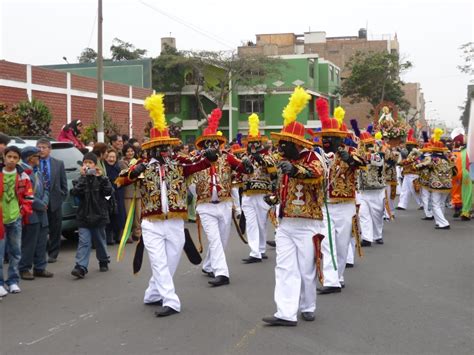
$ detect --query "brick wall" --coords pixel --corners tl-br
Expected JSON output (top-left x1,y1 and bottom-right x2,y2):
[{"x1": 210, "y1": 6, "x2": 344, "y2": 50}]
[{"x1": 0, "y1": 60, "x2": 153, "y2": 141}]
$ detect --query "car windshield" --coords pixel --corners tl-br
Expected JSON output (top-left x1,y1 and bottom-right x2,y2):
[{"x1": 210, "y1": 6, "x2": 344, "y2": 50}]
[{"x1": 51, "y1": 144, "x2": 84, "y2": 171}]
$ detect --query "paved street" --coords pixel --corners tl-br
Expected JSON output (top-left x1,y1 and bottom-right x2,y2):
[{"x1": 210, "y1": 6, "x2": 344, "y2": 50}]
[{"x1": 1, "y1": 202, "x2": 473, "y2": 355}]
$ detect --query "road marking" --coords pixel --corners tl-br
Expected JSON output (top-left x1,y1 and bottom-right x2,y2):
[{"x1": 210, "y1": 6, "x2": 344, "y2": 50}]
[
  {"x1": 20, "y1": 312, "x2": 95, "y2": 346},
  {"x1": 231, "y1": 323, "x2": 261, "y2": 352}
]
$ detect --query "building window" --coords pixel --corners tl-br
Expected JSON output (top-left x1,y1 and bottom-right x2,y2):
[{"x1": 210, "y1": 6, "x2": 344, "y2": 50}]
[
  {"x1": 309, "y1": 97, "x2": 315, "y2": 120},
  {"x1": 330, "y1": 65, "x2": 334, "y2": 81},
  {"x1": 239, "y1": 95, "x2": 264, "y2": 114},
  {"x1": 164, "y1": 95, "x2": 180, "y2": 114},
  {"x1": 308, "y1": 59, "x2": 315, "y2": 79},
  {"x1": 335, "y1": 69, "x2": 340, "y2": 84}
]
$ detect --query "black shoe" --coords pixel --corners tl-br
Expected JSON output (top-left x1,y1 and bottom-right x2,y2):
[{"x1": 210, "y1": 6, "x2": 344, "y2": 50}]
[
  {"x1": 266, "y1": 240, "x2": 276, "y2": 248},
  {"x1": 301, "y1": 312, "x2": 315, "y2": 321},
  {"x1": 208, "y1": 275, "x2": 230, "y2": 287},
  {"x1": 460, "y1": 216, "x2": 471, "y2": 221},
  {"x1": 145, "y1": 300, "x2": 163, "y2": 306},
  {"x1": 453, "y1": 211, "x2": 461, "y2": 218},
  {"x1": 99, "y1": 262, "x2": 109, "y2": 272},
  {"x1": 201, "y1": 269, "x2": 215, "y2": 278},
  {"x1": 375, "y1": 239, "x2": 384, "y2": 245},
  {"x1": 33, "y1": 269, "x2": 54, "y2": 278},
  {"x1": 261, "y1": 253, "x2": 268, "y2": 260},
  {"x1": 396, "y1": 207, "x2": 406, "y2": 210},
  {"x1": 421, "y1": 216, "x2": 435, "y2": 220},
  {"x1": 340, "y1": 282, "x2": 345, "y2": 289},
  {"x1": 435, "y1": 225, "x2": 450, "y2": 230},
  {"x1": 71, "y1": 267, "x2": 85, "y2": 279},
  {"x1": 345, "y1": 263, "x2": 354, "y2": 268},
  {"x1": 155, "y1": 306, "x2": 179, "y2": 317},
  {"x1": 262, "y1": 316, "x2": 297, "y2": 326},
  {"x1": 47, "y1": 257, "x2": 57, "y2": 263},
  {"x1": 361, "y1": 240, "x2": 372, "y2": 247},
  {"x1": 107, "y1": 241, "x2": 115, "y2": 246},
  {"x1": 418, "y1": 206, "x2": 424, "y2": 210},
  {"x1": 317, "y1": 286, "x2": 342, "y2": 294},
  {"x1": 242, "y1": 256, "x2": 262, "y2": 264}
]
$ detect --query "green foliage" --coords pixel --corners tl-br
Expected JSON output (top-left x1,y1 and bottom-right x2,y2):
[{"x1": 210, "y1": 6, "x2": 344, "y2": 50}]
[
  {"x1": 77, "y1": 48, "x2": 98, "y2": 63},
  {"x1": 0, "y1": 100, "x2": 52, "y2": 136},
  {"x1": 340, "y1": 51, "x2": 412, "y2": 112},
  {"x1": 110, "y1": 38, "x2": 147, "y2": 61},
  {"x1": 80, "y1": 112, "x2": 121, "y2": 144},
  {"x1": 457, "y1": 42, "x2": 474, "y2": 81},
  {"x1": 152, "y1": 44, "x2": 186, "y2": 91}
]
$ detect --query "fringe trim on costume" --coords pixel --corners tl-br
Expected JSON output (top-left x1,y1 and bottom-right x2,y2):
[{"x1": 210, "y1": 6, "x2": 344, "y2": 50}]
[
  {"x1": 243, "y1": 189, "x2": 272, "y2": 196},
  {"x1": 328, "y1": 197, "x2": 356, "y2": 204},
  {"x1": 196, "y1": 214, "x2": 203, "y2": 253},
  {"x1": 196, "y1": 196, "x2": 233, "y2": 205},
  {"x1": 352, "y1": 215, "x2": 364, "y2": 258},
  {"x1": 142, "y1": 211, "x2": 188, "y2": 221},
  {"x1": 313, "y1": 234, "x2": 325, "y2": 285}
]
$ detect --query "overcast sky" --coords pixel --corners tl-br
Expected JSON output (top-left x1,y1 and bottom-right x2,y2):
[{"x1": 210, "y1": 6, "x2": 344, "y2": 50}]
[{"x1": 1, "y1": 0, "x2": 472, "y2": 127}]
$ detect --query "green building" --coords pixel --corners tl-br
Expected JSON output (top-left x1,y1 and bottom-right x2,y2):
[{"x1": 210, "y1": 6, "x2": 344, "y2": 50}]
[{"x1": 163, "y1": 54, "x2": 341, "y2": 144}]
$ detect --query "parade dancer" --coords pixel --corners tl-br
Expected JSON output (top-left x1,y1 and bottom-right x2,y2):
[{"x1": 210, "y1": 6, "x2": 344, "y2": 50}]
[
  {"x1": 230, "y1": 134, "x2": 246, "y2": 219},
  {"x1": 241, "y1": 113, "x2": 277, "y2": 264},
  {"x1": 262, "y1": 87, "x2": 326, "y2": 326},
  {"x1": 119, "y1": 95, "x2": 209, "y2": 317},
  {"x1": 416, "y1": 129, "x2": 455, "y2": 230},
  {"x1": 381, "y1": 135, "x2": 401, "y2": 219},
  {"x1": 397, "y1": 129, "x2": 423, "y2": 210},
  {"x1": 351, "y1": 121, "x2": 386, "y2": 246},
  {"x1": 313, "y1": 101, "x2": 365, "y2": 294},
  {"x1": 417, "y1": 132, "x2": 434, "y2": 220},
  {"x1": 193, "y1": 109, "x2": 252, "y2": 287}
]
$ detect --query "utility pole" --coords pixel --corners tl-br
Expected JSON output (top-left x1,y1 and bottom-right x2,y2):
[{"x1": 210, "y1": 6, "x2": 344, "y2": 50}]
[{"x1": 97, "y1": 0, "x2": 104, "y2": 142}]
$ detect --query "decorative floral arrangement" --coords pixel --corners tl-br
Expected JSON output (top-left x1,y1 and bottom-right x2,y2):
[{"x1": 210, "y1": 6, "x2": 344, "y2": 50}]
[{"x1": 374, "y1": 103, "x2": 408, "y2": 139}]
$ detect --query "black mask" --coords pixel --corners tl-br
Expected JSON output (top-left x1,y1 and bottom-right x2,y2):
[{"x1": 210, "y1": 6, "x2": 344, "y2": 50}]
[
  {"x1": 406, "y1": 144, "x2": 415, "y2": 154},
  {"x1": 278, "y1": 140, "x2": 300, "y2": 160},
  {"x1": 247, "y1": 141, "x2": 263, "y2": 155},
  {"x1": 322, "y1": 136, "x2": 343, "y2": 154}
]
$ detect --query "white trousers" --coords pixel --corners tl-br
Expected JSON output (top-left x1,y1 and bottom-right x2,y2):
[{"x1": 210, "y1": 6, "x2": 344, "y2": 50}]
[
  {"x1": 359, "y1": 189, "x2": 385, "y2": 242},
  {"x1": 322, "y1": 203, "x2": 356, "y2": 285},
  {"x1": 197, "y1": 201, "x2": 232, "y2": 277},
  {"x1": 274, "y1": 218, "x2": 324, "y2": 322},
  {"x1": 242, "y1": 194, "x2": 271, "y2": 259},
  {"x1": 142, "y1": 218, "x2": 184, "y2": 311},
  {"x1": 432, "y1": 192, "x2": 450, "y2": 227},
  {"x1": 346, "y1": 238, "x2": 355, "y2": 265},
  {"x1": 231, "y1": 187, "x2": 242, "y2": 215},
  {"x1": 398, "y1": 174, "x2": 422, "y2": 209},
  {"x1": 421, "y1": 187, "x2": 433, "y2": 218}
]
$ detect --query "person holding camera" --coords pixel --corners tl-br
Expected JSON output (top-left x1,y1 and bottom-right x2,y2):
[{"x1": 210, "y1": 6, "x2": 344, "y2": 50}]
[{"x1": 70, "y1": 152, "x2": 113, "y2": 279}]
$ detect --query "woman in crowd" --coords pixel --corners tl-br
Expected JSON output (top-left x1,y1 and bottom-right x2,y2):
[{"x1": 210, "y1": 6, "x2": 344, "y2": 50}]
[
  {"x1": 104, "y1": 148, "x2": 126, "y2": 245},
  {"x1": 120, "y1": 143, "x2": 142, "y2": 242},
  {"x1": 92, "y1": 143, "x2": 108, "y2": 175},
  {"x1": 57, "y1": 119, "x2": 85, "y2": 151}
]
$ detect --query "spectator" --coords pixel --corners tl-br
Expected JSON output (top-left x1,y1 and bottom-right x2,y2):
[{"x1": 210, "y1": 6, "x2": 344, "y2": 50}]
[
  {"x1": 37, "y1": 138, "x2": 68, "y2": 263},
  {"x1": 120, "y1": 143, "x2": 142, "y2": 242},
  {"x1": 57, "y1": 119, "x2": 85, "y2": 150},
  {"x1": 104, "y1": 148, "x2": 126, "y2": 245},
  {"x1": 122, "y1": 135, "x2": 130, "y2": 145},
  {"x1": 92, "y1": 142, "x2": 108, "y2": 175},
  {"x1": 19, "y1": 147, "x2": 54, "y2": 280},
  {"x1": 0, "y1": 132, "x2": 10, "y2": 165},
  {"x1": 0, "y1": 146, "x2": 34, "y2": 296},
  {"x1": 110, "y1": 134, "x2": 124, "y2": 158},
  {"x1": 70, "y1": 152, "x2": 113, "y2": 279}
]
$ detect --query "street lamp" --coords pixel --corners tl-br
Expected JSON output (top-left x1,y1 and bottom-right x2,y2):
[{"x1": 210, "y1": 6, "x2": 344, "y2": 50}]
[{"x1": 62, "y1": 56, "x2": 69, "y2": 64}]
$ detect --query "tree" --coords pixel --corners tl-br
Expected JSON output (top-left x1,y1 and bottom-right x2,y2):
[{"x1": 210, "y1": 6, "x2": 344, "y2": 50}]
[
  {"x1": 153, "y1": 50, "x2": 284, "y2": 120},
  {"x1": 110, "y1": 38, "x2": 147, "y2": 61},
  {"x1": 77, "y1": 48, "x2": 98, "y2": 63},
  {"x1": 457, "y1": 42, "x2": 474, "y2": 81},
  {"x1": 340, "y1": 51, "x2": 412, "y2": 112},
  {"x1": 0, "y1": 99, "x2": 52, "y2": 136},
  {"x1": 152, "y1": 44, "x2": 186, "y2": 91},
  {"x1": 80, "y1": 112, "x2": 121, "y2": 144}
]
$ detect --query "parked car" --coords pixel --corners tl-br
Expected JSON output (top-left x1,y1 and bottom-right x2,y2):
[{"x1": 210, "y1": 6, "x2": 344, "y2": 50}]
[{"x1": 8, "y1": 137, "x2": 83, "y2": 240}]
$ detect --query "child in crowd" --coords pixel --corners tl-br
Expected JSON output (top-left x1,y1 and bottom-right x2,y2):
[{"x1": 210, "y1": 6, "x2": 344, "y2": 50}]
[
  {"x1": 0, "y1": 146, "x2": 33, "y2": 296},
  {"x1": 70, "y1": 152, "x2": 113, "y2": 279}
]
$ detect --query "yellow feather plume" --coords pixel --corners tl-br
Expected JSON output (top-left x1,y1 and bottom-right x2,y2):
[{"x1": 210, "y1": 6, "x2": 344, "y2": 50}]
[
  {"x1": 375, "y1": 132, "x2": 383, "y2": 140},
  {"x1": 282, "y1": 87, "x2": 311, "y2": 127},
  {"x1": 432, "y1": 128, "x2": 443, "y2": 143},
  {"x1": 248, "y1": 113, "x2": 260, "y2": 137},
  {"x1": 334, "y1": 106, "x2": 345, "y2": 128},
  {"x1": 144, "y1": 94, "x2": 167, "y2": 131},
  {"x1": 217, "y1": 131, "x2": 223, "y2": 136}
]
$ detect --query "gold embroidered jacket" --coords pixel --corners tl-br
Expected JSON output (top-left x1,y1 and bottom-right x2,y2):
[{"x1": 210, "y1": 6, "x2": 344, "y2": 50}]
[
  {"x1": 383, "y1": 148, "x2": 401, "y2": 185},
  {"x1": 242, "y1": 150, "x2": 277, "y2": 195},
  {"x1": 277, "y1": 150, "x2": 325, "y2": 220},
  {"x1": 359, "y1": 152, "x2": 386, "y2": 190},
  {"x1": 192, "y1": 152, "x2": 246, "y2": 205},
  {"x1": 400, "y1": 148, "x2": 421, "y2": 176},
  {"x1": 416, "y1": 153, "x2": 455, "y2": 192}
]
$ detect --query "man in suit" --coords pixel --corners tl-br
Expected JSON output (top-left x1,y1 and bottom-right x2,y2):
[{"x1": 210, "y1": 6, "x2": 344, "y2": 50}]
[{"x1": 36, "y1": 138, "x2": 68, "y2": 263}]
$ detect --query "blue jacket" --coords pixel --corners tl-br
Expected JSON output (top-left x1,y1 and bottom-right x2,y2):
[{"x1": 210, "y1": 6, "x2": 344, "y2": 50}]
[{"x1": 22, "y1": 163, "x2": 49, "y2": 227}]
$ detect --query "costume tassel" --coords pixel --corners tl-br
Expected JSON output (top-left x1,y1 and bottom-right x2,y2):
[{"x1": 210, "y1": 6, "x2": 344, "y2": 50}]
[
  {"x1": 116, "y1": 193, "x2": 136, "y2": 262},
  {"x1": 313, "y1": 234, "x2": 325, "y2": 285}
]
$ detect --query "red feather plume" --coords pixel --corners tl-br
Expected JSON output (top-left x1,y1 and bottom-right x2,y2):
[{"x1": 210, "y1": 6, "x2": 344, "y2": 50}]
[
  {"x1": 316, "y1": 98, "x2": 330, "y2": 125},
  {"x1": 407, "y1": 128, "x2": 414, "y2": 141},
  {"x1": 204, "y1": 108, "x2": 222, "y2": 135}
]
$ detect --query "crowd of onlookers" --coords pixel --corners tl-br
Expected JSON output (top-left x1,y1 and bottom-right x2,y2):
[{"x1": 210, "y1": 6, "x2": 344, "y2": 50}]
[{"x1": 1, "y1": 129, "x2": 192, "y2": 296}]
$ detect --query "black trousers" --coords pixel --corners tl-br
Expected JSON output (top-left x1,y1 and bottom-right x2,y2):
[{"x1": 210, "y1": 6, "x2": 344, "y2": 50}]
[
  {"x1": 19, "y1": 223, "x2": 49, "y2": 272},
  {"x1": 47, "y1": 207, "x2": 63, "y2": 259}
]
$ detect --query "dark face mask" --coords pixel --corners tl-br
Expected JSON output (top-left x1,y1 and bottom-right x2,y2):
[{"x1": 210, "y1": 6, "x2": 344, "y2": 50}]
[
  {"x1": 278, "y1": 140, "x2": 300, "y2": 160},
  {"x1": 406, "y1": 145, "x2": 415, "y2": 153},
  {"x1": 322, "y1": 136, "x2": 343, "y2": 154},
  {"x1": 204, "y1": 139, "x2": 220, "y2": 151},
  {"x1": 247, "y1": 141, "x2": 262, "y2": 155}
]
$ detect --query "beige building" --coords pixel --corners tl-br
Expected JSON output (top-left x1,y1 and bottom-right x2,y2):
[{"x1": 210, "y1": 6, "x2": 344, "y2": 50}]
[{"x1": 239, "y1": 30, "x2": 423, "y2": 128}]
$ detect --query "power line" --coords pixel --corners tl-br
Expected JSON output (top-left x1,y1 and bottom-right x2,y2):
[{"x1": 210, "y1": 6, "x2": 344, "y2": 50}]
[
  {"x1": 86, "y1": 12, "x2": 98, "y2": 49},
  {"x1": 138, "y1": 0, "x2": 235, "y2": 50}
]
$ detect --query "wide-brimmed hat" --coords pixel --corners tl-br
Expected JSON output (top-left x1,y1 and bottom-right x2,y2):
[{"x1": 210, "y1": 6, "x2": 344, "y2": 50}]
[
  {"x1": 429, "y1": 128, "x2": 448, "y2": 152},
  {"x1": 405, "y1": 128, "x2": 418, "y2": 146},
  {"x1": 195, "y1": 108, "x2": 227, "y2": 149},
  {"x1": 142, "y1": 94, "x2": 181, "y2": 150},
  {"x1": 270, "y1": 87, "x2": 314, "y2": 149}
]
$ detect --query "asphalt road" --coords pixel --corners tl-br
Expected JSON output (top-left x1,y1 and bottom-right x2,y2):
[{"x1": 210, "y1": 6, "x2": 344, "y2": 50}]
[{"x1": 1, "y1": 201, "x2": 473, "y2": 355}]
